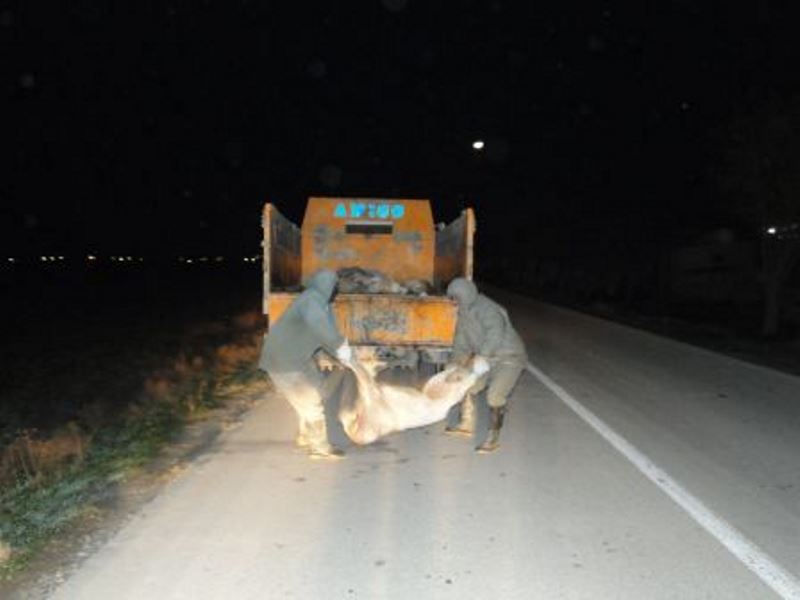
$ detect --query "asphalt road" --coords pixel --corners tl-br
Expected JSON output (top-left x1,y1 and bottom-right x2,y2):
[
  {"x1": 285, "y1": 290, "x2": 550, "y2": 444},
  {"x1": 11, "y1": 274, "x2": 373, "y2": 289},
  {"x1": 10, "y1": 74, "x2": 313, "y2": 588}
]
[{"x1": 47, "y1": 292, "x2": 800, "y2": 599}]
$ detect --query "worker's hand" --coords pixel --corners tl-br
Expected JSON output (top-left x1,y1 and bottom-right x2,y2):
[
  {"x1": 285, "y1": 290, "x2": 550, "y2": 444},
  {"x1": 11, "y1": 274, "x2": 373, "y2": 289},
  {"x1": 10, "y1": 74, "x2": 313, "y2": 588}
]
[
  {"x1": 471, "y1": 355, "x2": 490, "y2": 376},
  {"x1": 335, "y1": 341, "x2": 353, "y2": 364}
]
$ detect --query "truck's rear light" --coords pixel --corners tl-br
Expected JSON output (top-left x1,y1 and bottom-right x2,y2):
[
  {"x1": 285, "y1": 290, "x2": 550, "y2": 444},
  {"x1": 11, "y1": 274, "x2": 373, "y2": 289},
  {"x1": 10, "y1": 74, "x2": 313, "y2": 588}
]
[{"x1": 345, "y1": 222, "x2": 394, "y2": 235}]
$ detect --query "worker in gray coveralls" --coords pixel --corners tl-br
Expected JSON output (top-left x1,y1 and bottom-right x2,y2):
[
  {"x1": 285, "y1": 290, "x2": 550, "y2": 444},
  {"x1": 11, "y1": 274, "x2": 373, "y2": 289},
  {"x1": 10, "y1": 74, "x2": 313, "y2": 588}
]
[
  {"x1": 258, "y1": 269, "x2": 351, "y2": 459},
  {"x1": 444, "y1": 278, "x2": 527, "y2": 453}
]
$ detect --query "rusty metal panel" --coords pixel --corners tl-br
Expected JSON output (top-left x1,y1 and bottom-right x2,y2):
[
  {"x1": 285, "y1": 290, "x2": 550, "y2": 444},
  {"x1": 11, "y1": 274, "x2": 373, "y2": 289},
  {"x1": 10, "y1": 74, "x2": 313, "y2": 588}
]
[
  {"x1": 263, "y1": 198, "x2": 473, "y2": 348},
  {"x1": 262, "y1": 204, "x2": 301, "y2": 315},
  {"x1": 268, "y1": 293, "x2": 457, "y2": 346},
  {"x1": 465, "y1": 207, "x2": 475, "y2": 280},
  {"x1": 434, "y1": 207, "x2": 476, "y2": 286},
  {"x1": 300, "y1": 197, "x2": 435, "y2": 284}
]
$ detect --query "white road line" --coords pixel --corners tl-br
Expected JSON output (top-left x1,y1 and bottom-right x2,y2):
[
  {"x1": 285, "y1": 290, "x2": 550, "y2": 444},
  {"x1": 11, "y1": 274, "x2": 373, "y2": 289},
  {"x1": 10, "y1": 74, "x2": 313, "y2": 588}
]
[{"x1": 526, "y1": 362, "x2": 800, "y2": 600}]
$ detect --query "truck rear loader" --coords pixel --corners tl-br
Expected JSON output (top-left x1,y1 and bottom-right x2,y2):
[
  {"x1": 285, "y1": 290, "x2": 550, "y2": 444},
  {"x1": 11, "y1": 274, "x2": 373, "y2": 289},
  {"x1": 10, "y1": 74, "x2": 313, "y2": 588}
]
[{"x1": 262, "y1": 197, "x2": 475, "y2": 369}]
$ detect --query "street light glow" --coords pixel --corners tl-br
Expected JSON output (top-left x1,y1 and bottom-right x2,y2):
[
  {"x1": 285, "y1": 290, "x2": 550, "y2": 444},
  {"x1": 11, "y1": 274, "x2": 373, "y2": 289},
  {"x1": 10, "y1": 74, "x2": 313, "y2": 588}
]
[
  {"x1": 472, "y1": 140, "x2": 485, "y2": 150},
  {"x1": 767, "y1": 227, "x2": 777, "y2": 235}
]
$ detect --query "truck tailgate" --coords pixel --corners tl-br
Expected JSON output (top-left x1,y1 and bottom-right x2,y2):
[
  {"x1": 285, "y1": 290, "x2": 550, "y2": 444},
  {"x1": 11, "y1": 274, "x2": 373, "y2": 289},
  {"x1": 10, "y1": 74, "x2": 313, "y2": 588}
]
[{"x1": 268, "y1": 293, "x2": 457, "y2": 346}]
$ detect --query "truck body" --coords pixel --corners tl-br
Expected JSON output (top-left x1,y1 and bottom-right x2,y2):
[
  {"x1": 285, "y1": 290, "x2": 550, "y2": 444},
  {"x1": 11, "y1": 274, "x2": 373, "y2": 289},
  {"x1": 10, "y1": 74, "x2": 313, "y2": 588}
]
[{"x1": 262, "y1": 197, "x2": 475, "y2": 367}]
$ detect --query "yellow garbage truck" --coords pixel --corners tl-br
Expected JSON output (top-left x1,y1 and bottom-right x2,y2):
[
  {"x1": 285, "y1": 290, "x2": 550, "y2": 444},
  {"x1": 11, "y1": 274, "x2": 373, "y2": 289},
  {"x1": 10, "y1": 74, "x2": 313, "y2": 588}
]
[{"x1": 262, "y1": 197, "x2": 475, "y2": 369}]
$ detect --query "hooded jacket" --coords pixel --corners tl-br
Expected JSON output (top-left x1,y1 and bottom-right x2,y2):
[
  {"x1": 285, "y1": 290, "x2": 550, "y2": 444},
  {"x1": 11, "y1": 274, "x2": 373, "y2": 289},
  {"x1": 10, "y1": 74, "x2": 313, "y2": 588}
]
[
  {"x1": 258, "y1": 270, "x2": 346, "y2": 374},
  {"x1": 447, "y1": 278, "x2": 527, "y2": 366}
]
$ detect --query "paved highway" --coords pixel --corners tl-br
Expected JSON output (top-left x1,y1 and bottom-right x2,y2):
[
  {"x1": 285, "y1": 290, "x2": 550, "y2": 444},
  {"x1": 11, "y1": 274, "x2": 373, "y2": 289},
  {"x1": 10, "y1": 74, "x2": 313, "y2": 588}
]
[{"x1": 47, "y1": 292, "x2": 800, "y2": 599}]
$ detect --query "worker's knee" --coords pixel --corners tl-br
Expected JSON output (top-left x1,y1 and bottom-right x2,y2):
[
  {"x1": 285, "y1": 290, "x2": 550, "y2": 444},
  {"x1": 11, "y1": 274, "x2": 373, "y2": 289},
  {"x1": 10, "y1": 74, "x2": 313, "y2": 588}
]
[
  {"x1": 486, "y1": 391, "x2": 509, "y2": 409},
  {"x1": 485, "y1": 365, "x2": 523, "y2": 408},
  {"x1": 272, "y1": 373, "x2": 325, "y2": 422}
]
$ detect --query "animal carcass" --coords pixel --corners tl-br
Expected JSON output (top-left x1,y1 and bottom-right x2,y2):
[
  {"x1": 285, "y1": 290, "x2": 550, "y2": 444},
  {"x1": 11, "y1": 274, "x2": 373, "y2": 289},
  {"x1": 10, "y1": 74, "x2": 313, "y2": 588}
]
[
  {"x1": 336, "y1": 267, "x2": 407, "y2": 295},
  {"x1": 339, "y1": 357, "x2": 490, "y2": 445}
]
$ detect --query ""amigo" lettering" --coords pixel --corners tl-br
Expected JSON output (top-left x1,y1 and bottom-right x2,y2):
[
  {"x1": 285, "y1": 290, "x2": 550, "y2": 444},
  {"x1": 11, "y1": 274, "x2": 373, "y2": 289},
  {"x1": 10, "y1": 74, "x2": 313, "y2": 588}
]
[{"x1": 334, "y1": 202, "x2": 405, "y2": 220}]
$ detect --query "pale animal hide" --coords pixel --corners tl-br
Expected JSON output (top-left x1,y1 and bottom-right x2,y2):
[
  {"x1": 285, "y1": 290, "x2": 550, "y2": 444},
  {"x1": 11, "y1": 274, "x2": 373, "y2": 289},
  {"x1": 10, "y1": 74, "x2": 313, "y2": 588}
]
[{"x1": 339, "y1": 357, "x2": 490, "y2": 445}]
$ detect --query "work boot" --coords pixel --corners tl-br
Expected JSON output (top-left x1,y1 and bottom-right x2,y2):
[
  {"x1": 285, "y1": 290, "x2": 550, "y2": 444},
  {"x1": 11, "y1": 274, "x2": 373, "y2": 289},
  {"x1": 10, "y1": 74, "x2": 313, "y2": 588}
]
[
  {"x1": 309, "y1": 444, "x2": 345, "y2": 460},
  {"x1": 445, "y1": 394, "x2": 476, "y2": 437},
  {"x1": 476, "y1": 406, "x2": 506, "y2": 454},
  {"x1": 306, "y1": 419, "x2": 345, "y2": 460}
]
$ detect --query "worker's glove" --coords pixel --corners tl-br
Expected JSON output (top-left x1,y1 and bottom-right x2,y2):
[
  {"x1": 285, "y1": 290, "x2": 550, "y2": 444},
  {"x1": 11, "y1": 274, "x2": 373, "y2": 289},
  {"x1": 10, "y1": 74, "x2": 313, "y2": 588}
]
[
  {"x1": 449, "y1": 354, "x2": 470, "y2": 369},
  {"x1": 471, "y1": 355, "x2": 491, "y2": 376},
  {"x1": 335, "y1": 341, "x2": 353, "y2": 364}
]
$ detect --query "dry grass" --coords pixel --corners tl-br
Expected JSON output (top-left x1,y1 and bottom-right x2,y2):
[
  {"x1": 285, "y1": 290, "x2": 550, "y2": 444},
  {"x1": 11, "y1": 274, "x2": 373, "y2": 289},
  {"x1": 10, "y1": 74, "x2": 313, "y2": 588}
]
[
  {"x1": 0, "y1": 308, "x2": 265, "y2": 573},
  {"x1": 0, "y1": 425, "x2": 89, "y2": 488}
]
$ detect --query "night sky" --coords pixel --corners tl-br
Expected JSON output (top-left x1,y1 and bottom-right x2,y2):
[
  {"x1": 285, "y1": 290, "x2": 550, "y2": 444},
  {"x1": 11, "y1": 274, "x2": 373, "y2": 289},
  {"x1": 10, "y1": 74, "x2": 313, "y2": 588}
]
[{"x1": 3, "y1": 1, "x2": 799, "y2": 256}]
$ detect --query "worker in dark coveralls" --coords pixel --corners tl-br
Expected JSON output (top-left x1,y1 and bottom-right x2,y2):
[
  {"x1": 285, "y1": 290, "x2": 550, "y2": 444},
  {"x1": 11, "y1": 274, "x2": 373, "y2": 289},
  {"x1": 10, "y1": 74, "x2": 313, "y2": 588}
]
[
  {"x1": 258, "y1": 270, "x2": 351, "y2": 459},
  {"x1": 444, "y1": 278, "x2": 527, "y2": 453}
]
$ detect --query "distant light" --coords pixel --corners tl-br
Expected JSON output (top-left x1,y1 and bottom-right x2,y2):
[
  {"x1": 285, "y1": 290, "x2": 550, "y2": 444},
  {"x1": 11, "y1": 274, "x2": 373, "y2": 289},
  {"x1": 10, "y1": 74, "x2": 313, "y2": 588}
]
[
  {"x1": 8, "y1": 257, "x2": 15, "y2": 263},
  {"x1": 767, "y1": 227, "x2": 777, "y2": 235},
  {"x1": 49, "y1": 256, "x2": 55, "y2": 261},
  {"x1": 126, "y1": 256, "x2": 132, "y2": 261},
  {"x1": 472, "y1": 140, "x2": 485, "y2": 150},
  {"x1": 58, "y1": 255, "x2": 64, "y2": 260},
  {"x1": 186, "y1": 258, "x2": 193, "y2": 264},
  {"x1": 215, "y1": 256, "x2": 223, "y2": 262},
  {"x1": 87, "y1": 255, "x2": 96, "y2": 261},
  {"x1": 199, "y1": 257, "x2": 208, "y2": 262},
  {"x1": 138, "y1": 257, "x2": 144, "y2": 262},
  {"x1": 243, "y1": 257, "x2": 249, "y2": 262},
  {"x1": 40, "y1": 256, "x2": 47, "y2": 262}
]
